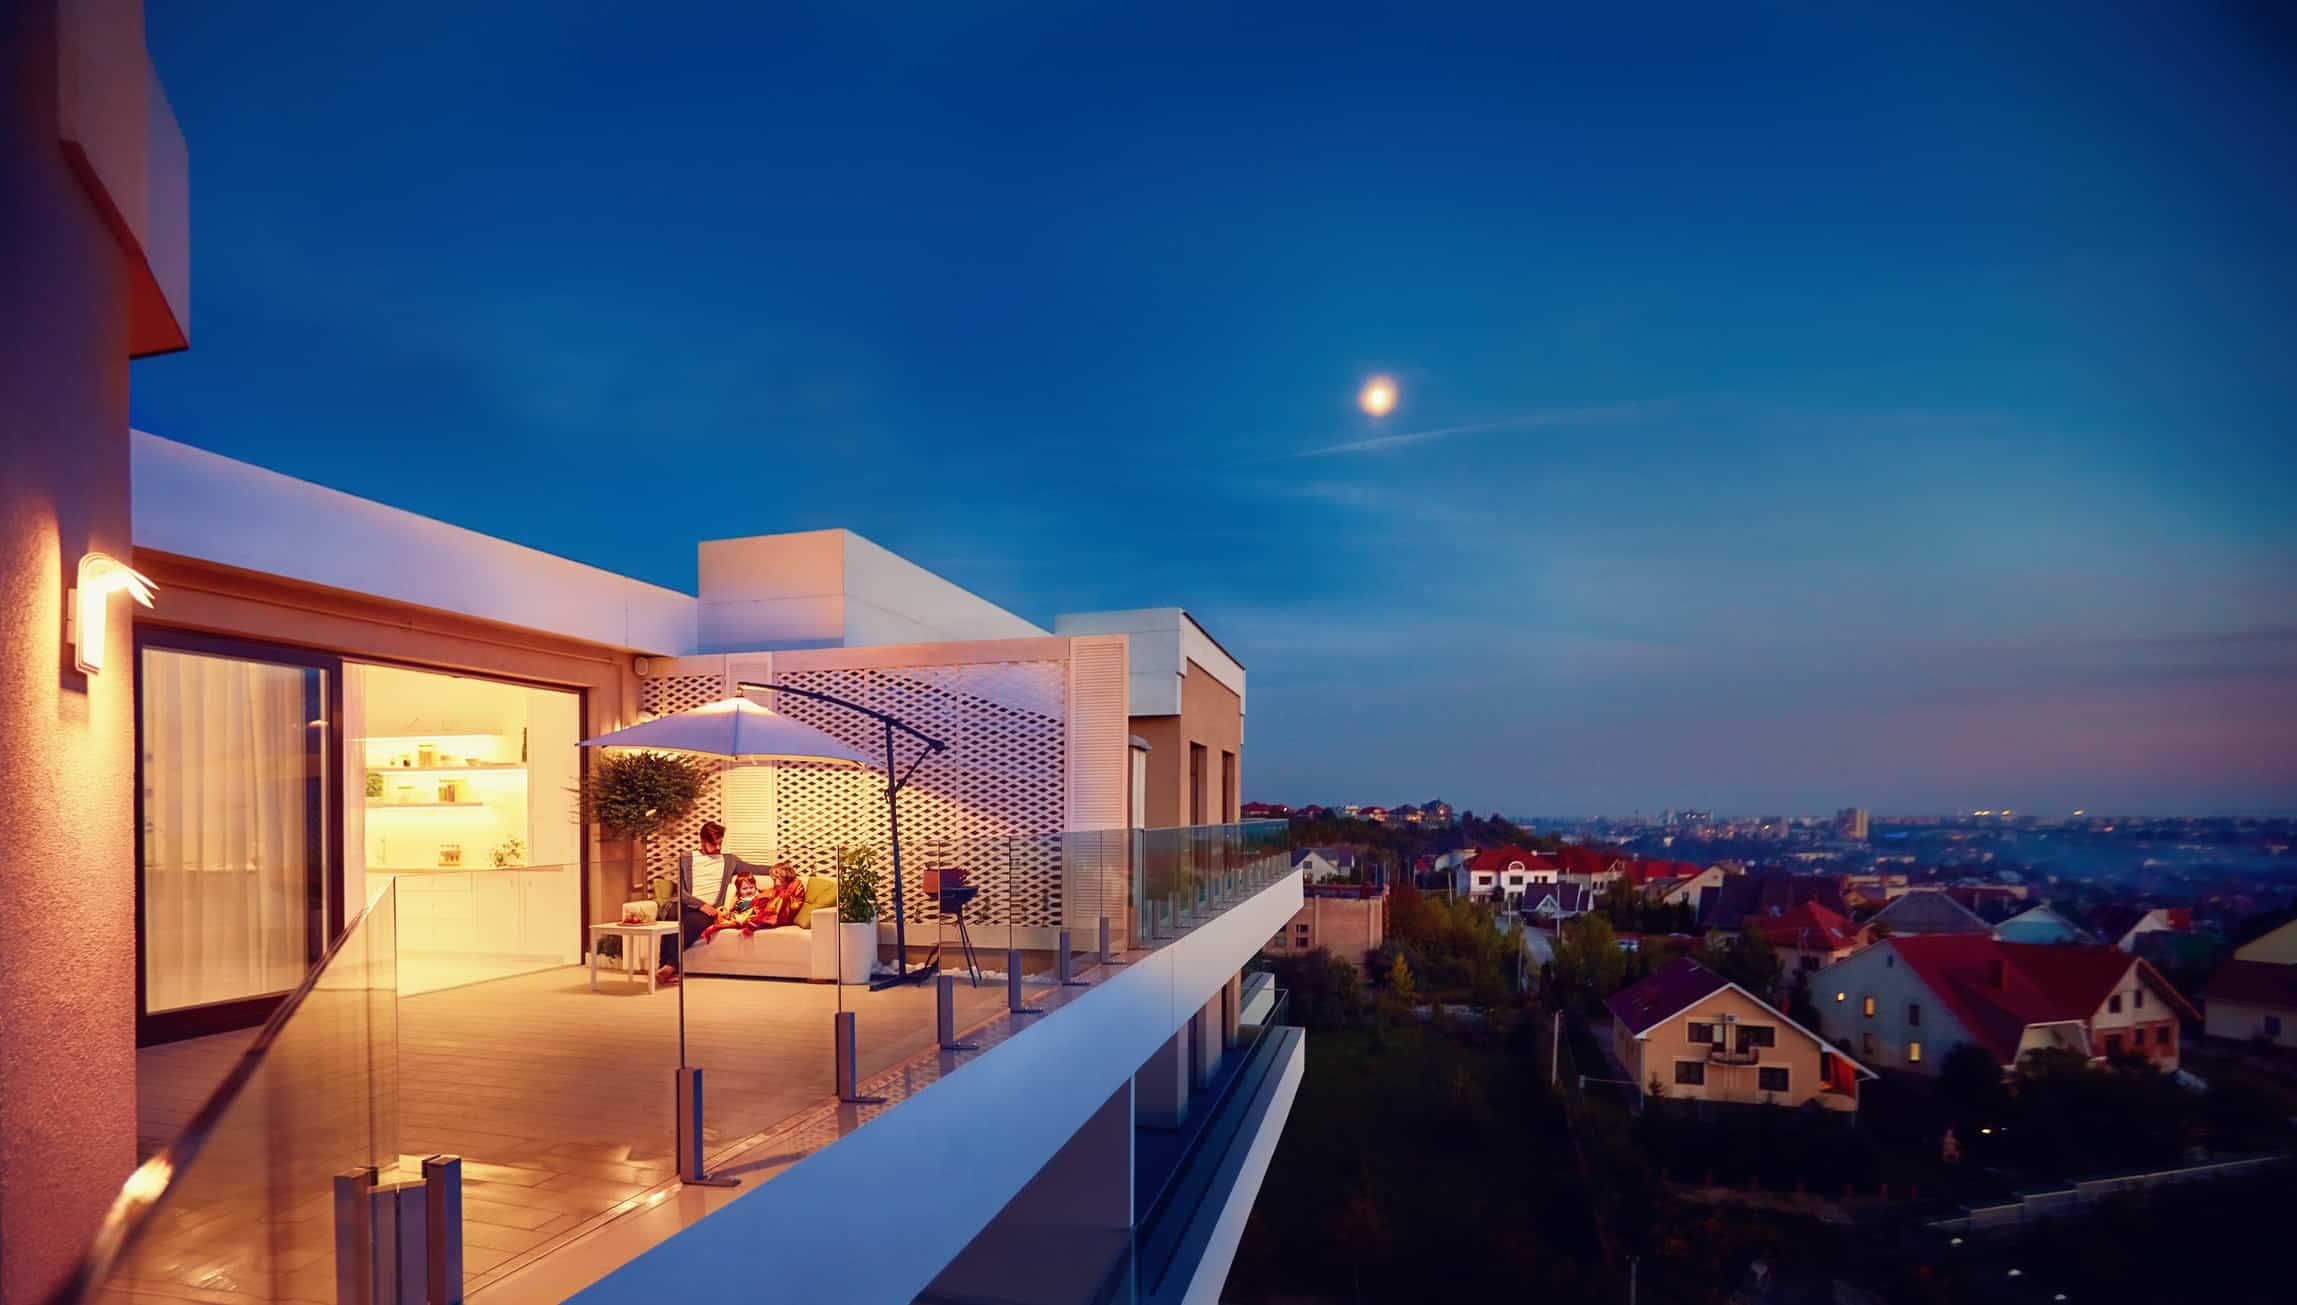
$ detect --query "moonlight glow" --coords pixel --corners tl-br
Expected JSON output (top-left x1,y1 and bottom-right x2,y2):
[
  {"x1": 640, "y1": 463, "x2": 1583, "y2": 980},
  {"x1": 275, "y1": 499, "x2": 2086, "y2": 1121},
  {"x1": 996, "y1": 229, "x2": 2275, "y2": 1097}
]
[{"x1": 1358, "y1": 375, "x2": 1398, "y2": 418}]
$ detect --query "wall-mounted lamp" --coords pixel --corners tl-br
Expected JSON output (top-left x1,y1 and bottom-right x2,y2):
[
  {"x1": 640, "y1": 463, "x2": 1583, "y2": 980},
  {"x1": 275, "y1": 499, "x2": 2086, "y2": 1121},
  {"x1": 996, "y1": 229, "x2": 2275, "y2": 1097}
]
[{"x1": 69, "y1": 552, "x2": 155, "y2": 674}]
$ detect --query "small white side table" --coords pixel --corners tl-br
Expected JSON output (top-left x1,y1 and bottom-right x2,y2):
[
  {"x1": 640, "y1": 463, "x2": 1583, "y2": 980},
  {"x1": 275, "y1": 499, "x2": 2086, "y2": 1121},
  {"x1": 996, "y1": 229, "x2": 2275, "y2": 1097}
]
[{"x1": 589, "y1": 922, "x2": 679, "y2": 993}]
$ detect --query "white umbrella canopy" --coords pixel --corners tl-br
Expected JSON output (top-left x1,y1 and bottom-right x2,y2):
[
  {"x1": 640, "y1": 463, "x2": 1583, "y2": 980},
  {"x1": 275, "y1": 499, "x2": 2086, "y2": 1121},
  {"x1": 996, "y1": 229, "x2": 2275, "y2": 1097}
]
[{"x1": 579, "y1": 696, "x2": 878, "y2": 765}]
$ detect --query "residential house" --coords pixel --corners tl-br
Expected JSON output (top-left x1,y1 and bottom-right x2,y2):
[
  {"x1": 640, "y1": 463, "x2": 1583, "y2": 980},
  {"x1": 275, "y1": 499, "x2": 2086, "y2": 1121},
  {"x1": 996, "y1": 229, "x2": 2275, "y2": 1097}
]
[
  {"x1": 1840, "y1": 872, "x2": 1910, "y2": 911},
  {"x1": 2087, "y1": 905, "x2": 2195, "y2": 953},
  {"x1": 1753, "y1": 901, "x2": 1865, "y2": 976},
  {"x1": 1946, "y1": 884, "x2": 2031, "y2": 923},
  {"x1": 1524, "y1": 882, "x2": 1597, "y2": 922},
  {"x1": 1814, "y1": 936, "x2": 2198, "y2": 1075},
  {"x1": 2199, "y1": 917, "x2": 2297, "y2": 1048},
  {"x1": 1864, "y1": 887, "x2": 1992, "y2": 937},
  {"x1": 1266, "y1": 883, "x2": 1388, "y2": 968},
  {"x1": 1992, "y1": 903, "x2": 2091, "y2": 945},
  {"x1": 1606, "y1": 958, "x2": 1872, "y2": 1112},
  {"x1": 1701, "y1": 872, "x2": 1847, "y2": 931},
  {"x1": 1651, "y1": 864, "x2": 1729, "y2": 910},
  {"x1": 1291, "y1": 845, "x2": 1363, "y2": 883},
  {"x1": 1461, "y1": 844, "x2": 1560, "y2": 904}
]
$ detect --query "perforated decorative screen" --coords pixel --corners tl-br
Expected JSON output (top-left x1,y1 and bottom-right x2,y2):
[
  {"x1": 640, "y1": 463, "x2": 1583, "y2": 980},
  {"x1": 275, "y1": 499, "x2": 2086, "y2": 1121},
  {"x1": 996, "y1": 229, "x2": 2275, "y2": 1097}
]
[
  {"x1": 767, "y1": 658, "x2": 1068, "y2": 928},
  {"x1": 635, "y1": 644, "x2": 1124, "y2": 934}
]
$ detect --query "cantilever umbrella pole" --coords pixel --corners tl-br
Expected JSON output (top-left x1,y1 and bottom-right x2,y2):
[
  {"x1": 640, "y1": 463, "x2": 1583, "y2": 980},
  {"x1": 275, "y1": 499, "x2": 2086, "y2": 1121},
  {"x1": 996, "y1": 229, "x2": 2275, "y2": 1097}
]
[{"x1": 735, "y1": 680, "x2": 946, "y2": 987}]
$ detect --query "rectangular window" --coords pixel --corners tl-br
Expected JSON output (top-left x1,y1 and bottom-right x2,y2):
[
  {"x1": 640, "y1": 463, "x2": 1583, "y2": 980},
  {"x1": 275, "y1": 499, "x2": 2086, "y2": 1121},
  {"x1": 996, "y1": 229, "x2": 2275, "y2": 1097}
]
[
  {"x1": 1908, "y1": 1041, "x2": 1923, "y2": 1063},
  {"x1": 2266, "y1": 1015, "x2": 2284, "y2": 1038},
  {"x1": 2109, "y1": 994, "x2": 2122, "y2": 1014},
  {"x1": 1220, "y1": 750, "x2": 1237, "y2": 823},
  {"x1": 2134, "y1": 989, "x2": 2145, "y2": 1009},
  {"x1": 2105, "y1": 1034, "x2": 2124, "y2": 1057},
  {"x1": 1674, "y1": 1060, "x2": 1706, "y2": 1086},
  {"x1": 1738, "y1": 1025, "x2": 1776, "y2": 1050},
  {"x1": 2154, "y1": 1025, "x2": 2171, "y2": 1046},
  {"x1": 1188, "y1": 744, "x2": 1206, "y2": 825},
  {"x1": 1862, "y1": 996, "x2": 1876, "y2": 1018},
  {"x1": 1296, "y1": 923, "x2": 1309, "y2": 934},
  {"x1": 1861, "y1": 1032, "x2": 1876, "y2": 1055},
  {"x1": 1269, "y1": 936, "x2": 1284, "y2": 948},
  {"x1": 1907, "y1": 1003, "x2": 1922, "y2": 1026},
  {"x1": 1687, "y1": 1021, "x2": 1715, "y2": 1045},
  {"x1": 1758, "y1": 1066, "x2": 1789, "y2": 1093}
]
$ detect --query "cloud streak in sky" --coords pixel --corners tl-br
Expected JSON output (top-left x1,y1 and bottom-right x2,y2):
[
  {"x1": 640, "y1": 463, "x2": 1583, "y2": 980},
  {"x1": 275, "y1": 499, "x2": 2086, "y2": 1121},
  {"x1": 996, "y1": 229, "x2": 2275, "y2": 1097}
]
[{"x1": 1267, "y1": 399, "x2": 1654, "y2": 461}]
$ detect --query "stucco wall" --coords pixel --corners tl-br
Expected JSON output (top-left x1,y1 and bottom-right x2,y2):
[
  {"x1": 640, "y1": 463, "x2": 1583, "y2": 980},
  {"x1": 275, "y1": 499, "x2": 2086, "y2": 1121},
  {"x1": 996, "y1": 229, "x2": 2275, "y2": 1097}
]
[
  {"x1": 0, "y1": 3, "x2": 143, "y2": 1293},
  {"x1": 2205, "y1": 999, "x2": 2296, "y2": 1047}
]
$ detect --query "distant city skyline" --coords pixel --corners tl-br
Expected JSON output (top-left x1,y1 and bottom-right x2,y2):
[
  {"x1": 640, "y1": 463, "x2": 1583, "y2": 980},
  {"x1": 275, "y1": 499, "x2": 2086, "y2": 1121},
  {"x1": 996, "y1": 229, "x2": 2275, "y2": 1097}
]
[{"x1": 136, "y1": 3, "x2": 2296, "y2": 817}]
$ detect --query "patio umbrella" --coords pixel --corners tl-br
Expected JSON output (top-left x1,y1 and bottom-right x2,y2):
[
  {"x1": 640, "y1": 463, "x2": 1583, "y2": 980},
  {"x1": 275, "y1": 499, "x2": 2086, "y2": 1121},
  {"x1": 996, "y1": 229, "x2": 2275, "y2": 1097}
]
[
  {"x1": 578, "y1": 696, "x2": 876, "y2": 765},
  {"x1": 582, "y1": 689, "x2": 946, "y2": 989}
]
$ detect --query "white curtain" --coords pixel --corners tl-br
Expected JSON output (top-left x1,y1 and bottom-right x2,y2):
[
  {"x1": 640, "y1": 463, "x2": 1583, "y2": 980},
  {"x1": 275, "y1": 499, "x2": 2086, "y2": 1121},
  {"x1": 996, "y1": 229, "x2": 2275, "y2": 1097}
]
[{"x1": 142, "y1": 649, "x2": 317, "y2": 1012}]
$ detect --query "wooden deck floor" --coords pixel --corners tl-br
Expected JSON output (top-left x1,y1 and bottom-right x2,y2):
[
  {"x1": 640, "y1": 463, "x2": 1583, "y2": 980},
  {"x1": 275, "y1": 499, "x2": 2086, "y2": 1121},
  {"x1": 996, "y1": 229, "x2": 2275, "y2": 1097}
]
[{"x1": 126, "y1": 965, "x2": 1012, "y2": 1301}]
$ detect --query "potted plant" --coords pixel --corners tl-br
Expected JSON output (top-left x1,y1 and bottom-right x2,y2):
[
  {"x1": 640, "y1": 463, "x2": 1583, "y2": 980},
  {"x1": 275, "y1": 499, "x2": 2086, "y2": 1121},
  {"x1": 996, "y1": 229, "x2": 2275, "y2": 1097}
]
[
  {"x1": 834, "y1": 842, "x2": 881, "y2": 985},
  {"x1": 576, "y1": 750, "x2": 714, "y2": 886}
]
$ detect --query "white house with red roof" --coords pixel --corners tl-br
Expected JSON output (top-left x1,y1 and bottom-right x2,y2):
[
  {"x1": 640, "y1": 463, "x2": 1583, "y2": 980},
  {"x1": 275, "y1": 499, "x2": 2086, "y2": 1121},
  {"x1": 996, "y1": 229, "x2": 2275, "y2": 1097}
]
[
  {"x1": 1813, "y1": 935, "x2": 2199, "y2": 1076},
  {"x1": 1458, "y1": 844, "x2": 1560, "y2": 904}
]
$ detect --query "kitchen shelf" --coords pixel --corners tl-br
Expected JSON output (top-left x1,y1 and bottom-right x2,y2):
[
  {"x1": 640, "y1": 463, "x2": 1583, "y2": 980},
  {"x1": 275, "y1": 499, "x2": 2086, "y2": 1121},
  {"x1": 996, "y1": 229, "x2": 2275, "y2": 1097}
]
[
  {"x1": 355, "y1": 734, "x2": 505, "y2": 745},
  {"x1": 366, "y1": 764, "x2": 525, "y2": 775},
  {"x1": 367, "y1": 801, "x2": 490, "y2": 810}
]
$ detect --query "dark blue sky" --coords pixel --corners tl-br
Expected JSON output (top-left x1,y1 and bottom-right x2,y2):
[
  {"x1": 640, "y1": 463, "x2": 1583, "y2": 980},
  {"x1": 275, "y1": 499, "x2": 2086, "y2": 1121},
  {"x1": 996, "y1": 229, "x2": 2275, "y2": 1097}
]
[{"x1": 137, "y1": 2, "x2": 2297, "y2": 816}]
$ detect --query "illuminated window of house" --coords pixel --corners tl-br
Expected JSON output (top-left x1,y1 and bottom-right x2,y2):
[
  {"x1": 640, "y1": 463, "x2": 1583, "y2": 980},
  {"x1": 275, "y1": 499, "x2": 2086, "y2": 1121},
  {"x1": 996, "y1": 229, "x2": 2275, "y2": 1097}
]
[
  {"x1": 1862, "y1": 995, "x2": 1876, "y2": 1017},
  {"x1": 1907, "y1": 1040, "x2": 1922, "y2": 1063}
]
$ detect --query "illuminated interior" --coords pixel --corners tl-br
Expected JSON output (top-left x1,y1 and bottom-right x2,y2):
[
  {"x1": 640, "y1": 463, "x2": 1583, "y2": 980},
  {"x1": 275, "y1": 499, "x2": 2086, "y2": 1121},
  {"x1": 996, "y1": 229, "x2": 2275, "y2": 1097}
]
[{"x1": 347, "y1": 663, "x2": 581, "y2": 994}]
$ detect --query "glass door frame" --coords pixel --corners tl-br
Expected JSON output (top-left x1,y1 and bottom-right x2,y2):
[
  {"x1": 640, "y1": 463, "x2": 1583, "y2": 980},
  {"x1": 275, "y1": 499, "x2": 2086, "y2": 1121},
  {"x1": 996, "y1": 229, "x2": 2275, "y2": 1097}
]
[{"x1": 133, "y1": 627, "x2": 345, "y2": 1045}]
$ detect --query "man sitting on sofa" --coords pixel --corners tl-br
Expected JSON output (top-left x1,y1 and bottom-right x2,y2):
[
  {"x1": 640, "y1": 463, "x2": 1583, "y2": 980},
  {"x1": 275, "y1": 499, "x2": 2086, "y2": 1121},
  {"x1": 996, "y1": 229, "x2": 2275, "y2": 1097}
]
[{"x1": 657, "y1": 820, "x2": 757, "y2": 986}]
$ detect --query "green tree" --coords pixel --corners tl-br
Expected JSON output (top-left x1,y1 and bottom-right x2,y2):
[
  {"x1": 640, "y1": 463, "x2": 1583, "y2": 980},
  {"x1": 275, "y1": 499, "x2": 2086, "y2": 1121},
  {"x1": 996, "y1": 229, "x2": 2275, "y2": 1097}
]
[{"x1": 1387, "y1": 951, "x2": 1418, "y2": 1006}]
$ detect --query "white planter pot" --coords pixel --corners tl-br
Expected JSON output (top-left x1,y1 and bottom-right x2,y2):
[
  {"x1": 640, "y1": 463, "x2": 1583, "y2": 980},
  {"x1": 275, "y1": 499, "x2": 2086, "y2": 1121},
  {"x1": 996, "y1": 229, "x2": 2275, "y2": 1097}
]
[{"x1": 837, "y1": 922, "x2": 875, "y2": 985}]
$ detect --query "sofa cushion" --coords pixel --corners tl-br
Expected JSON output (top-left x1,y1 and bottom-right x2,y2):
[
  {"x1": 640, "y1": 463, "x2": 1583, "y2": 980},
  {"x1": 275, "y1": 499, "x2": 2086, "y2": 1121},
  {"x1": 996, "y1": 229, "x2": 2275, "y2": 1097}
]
[{"x1": 796, "y1": 873, "x2": 839, "y2": 928}]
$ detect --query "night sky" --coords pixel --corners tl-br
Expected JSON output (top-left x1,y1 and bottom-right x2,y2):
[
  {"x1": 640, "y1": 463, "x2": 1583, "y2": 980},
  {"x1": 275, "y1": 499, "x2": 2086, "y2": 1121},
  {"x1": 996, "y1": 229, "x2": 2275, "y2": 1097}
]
[{"x1": 134, "y1": 3, "x2": 2297, "y2": 816}]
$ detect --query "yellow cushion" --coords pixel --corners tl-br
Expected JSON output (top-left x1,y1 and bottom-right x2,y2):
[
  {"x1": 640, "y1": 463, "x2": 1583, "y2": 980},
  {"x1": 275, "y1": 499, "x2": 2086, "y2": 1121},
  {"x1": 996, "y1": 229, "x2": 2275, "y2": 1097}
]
[{"x1": 796, "y1": 874, "x2": 838, "y2": 927}]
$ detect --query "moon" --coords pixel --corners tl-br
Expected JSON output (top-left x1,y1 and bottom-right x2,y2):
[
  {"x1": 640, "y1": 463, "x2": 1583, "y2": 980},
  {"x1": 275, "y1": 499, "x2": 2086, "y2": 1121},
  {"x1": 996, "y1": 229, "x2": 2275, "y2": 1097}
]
[{"x1": 1358, "y1": 375, "x2": 1398, "y2": 418}]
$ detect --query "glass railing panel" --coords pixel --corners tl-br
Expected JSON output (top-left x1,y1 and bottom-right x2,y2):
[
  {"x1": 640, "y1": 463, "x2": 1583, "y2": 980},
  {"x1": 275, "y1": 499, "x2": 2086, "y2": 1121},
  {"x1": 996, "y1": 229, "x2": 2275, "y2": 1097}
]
[{"x1": 63, "y1": 880, "x2": 401, "y2": 1304}]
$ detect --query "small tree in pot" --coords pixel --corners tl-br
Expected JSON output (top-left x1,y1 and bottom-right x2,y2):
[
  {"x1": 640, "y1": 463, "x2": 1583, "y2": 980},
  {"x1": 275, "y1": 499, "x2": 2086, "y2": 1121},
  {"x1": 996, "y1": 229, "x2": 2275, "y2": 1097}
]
[
  {"x1": 578, "y1": 750, "x2": 715, "y2": 888},
  {"x1": 834, "y1": 842, "x2": 882, "y2": 984}
]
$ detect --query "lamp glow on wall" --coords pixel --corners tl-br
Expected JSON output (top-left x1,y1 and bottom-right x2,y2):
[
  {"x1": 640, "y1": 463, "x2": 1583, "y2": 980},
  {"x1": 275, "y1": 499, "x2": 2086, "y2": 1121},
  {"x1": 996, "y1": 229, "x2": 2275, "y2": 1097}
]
[{"x1": 69, "y1": 552, "x2": 155, "y2": 674}]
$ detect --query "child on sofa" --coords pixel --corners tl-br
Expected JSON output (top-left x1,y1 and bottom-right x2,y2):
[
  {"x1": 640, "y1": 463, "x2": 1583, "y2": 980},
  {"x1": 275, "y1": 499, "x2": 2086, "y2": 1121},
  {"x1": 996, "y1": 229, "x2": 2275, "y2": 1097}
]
[{"x1": 697, "y1": 871, "x2": 764, "y2": 943}]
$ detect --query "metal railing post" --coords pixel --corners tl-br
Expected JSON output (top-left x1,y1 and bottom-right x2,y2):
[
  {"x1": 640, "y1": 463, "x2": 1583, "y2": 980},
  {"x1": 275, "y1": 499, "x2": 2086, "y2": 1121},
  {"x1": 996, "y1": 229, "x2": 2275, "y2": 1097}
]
[
  {"x1": 1008, "y1": 949, "x2": 1044, "y2": 1015},
  {"x1": 836, "y1": 1009, "x2": 888, "y2": 1104},
  {"x1": 1098, "y1": 915, "x2": 1112, "y2": 965},
  {"x1": 1057, "y1": 929, "x2": 1088, "y2": 985},
  {"x1": 335, "y1": 1166, "x2": 379, "y2": 1305},
  {"x1": 675, "y1": 1067, "x2": 741, "y2": 1187},
  {"x1": 938, "y1": 973, "x2": 978, "y2": 1051},
  {"x1": 422, "y1": 1156, "x2": 463, "y2": 1304}
]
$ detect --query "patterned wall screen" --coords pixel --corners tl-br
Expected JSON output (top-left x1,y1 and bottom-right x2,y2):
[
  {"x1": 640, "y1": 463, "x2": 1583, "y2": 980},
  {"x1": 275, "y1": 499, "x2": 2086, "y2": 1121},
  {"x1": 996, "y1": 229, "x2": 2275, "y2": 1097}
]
[
  {"x1": 768, "y1": 657, "x2": 1069, "y2": 929},
  {"x1": 637, "y1": 649, "x2": 1094, "y2": 930}
]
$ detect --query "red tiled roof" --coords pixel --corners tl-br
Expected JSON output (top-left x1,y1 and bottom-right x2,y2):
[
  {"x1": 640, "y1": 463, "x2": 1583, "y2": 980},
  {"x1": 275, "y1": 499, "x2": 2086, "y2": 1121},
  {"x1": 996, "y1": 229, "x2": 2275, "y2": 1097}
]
[
  {"x1": 2201, "y1": 959, "x2": 2297, "y2": 1011},
  {"x1": 1467, "y1": 844, "x2": 1558, "y2": 873},
  {"x1": 1885, "y1": 936, "x2": 2199, "y2": 1065},
  {"x1": 1754, "y1": 900, "x2": 1860, "y2": 951}
]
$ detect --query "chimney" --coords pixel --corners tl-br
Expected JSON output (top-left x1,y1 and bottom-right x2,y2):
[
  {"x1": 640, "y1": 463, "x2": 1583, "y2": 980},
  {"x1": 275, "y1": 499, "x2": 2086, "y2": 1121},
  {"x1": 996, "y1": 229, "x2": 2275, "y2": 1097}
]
[{"x1": 1985, "y1": 957, "x2": 2007, "y2": 989}]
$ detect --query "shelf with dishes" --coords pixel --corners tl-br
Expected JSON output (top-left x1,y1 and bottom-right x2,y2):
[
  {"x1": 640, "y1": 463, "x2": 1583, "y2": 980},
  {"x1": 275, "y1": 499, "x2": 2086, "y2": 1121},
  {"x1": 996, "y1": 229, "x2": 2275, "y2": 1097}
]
[
  {"x1": 367, "y1": 801, "x2": 490, "y2": 810},
  {"x1": 367, "y1": 763, "x2": 526, "y2": 776}
]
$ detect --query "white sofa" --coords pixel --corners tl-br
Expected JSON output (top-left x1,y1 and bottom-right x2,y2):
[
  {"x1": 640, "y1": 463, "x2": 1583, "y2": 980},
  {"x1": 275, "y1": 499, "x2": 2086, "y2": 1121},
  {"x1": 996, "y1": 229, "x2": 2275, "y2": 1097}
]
[{"x1": 682, "y1": 906, "x2": 840, "y2": 981}]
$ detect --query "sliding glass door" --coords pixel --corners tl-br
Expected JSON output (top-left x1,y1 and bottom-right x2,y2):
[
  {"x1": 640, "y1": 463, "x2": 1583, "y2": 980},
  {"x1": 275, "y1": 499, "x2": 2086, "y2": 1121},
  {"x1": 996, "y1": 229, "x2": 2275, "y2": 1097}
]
[{"x1": 137, "y1": 635, "x2": 337, "y2": 1042}]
